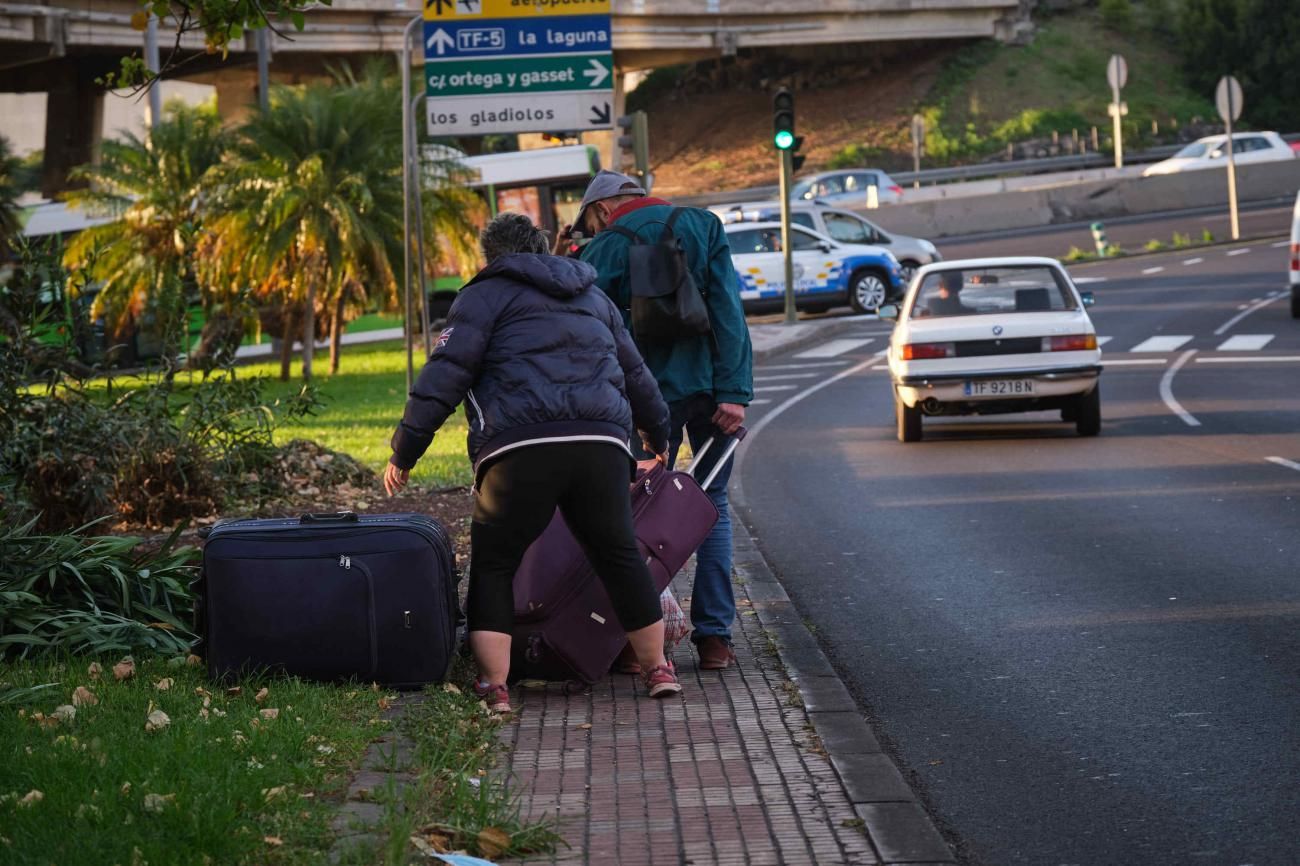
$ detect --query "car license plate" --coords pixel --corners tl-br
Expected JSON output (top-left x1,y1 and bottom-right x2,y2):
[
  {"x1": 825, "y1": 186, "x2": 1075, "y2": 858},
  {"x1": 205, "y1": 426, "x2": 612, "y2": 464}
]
[{"x1": 964, "y1": 379, "x2": 1035, "y2": 396}]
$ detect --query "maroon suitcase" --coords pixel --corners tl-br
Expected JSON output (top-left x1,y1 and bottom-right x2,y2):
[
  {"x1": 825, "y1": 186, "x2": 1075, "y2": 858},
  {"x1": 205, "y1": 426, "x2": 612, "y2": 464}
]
[{"x1": 510, "y1": 433, "x2": 745, "y2": 683}]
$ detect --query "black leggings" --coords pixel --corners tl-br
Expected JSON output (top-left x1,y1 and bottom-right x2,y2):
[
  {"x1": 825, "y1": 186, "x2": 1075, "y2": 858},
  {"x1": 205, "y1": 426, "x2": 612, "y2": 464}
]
[{"x1": 467, "y1": 442, "x2": 663, "y2": 635}]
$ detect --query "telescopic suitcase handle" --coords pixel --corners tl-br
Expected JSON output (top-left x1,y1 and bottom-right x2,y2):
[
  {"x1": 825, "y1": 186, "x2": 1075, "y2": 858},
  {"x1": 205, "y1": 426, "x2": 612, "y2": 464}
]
[
  {"x1": 686, "y1": 426, "x2": 748, "y2": 491},
  {"x1": 299, "y1": 511, "x2": 359, "y2": 524}
]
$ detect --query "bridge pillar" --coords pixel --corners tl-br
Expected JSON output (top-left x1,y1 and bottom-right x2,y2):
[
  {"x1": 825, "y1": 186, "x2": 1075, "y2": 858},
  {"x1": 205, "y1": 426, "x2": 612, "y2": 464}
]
[
  {"x1": 213, "y1": 69, "x2": 259, "y2": 125},
  {"x1": 41, "y1": 62, "x2": 103, "y2": 197}
]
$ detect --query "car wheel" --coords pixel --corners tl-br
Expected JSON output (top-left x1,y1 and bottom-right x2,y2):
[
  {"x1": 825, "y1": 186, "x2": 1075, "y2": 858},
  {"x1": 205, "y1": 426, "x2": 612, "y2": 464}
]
[
  {"x1": 899, "y1": 260, "x2": 921, "y2": 284},
  {"x1": 1075, "y1": 385, "x2": 1101, "y2": 437},
  {"x1": 895, "y1": 391, "x2": 922, "y2": 442},
  {"x1": 849, "y1": 269, "x2": 889, "y2": 314},
  {"x1": 1291, "y1": 287, "x2": 1300, "y2": 319}
]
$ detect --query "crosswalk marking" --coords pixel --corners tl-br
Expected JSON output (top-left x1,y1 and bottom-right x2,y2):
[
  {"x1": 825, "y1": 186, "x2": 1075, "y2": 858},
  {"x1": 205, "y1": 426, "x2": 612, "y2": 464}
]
[
  {"x1": 754, "y1": 384, "x2": 800, "y2": 393},
  {"x1": 757, "y1": 360, "x2": 852, "y2": 372},
  {"x1": 750, "y1": 399, "x2": 773, "y2": 406},
  {"x1": 1130, "y1": 335, "x2": 1194, "y2": 353},
  {"x1": 1215, "y1": 334, "x2": 1274, "y2": 351},
  {"x1": 753, "y1": 372, "x2": 820, "y2": 383},
  {"x1": 1097, "y1": 336, "x2": 1113, "y2": 346},
  {"x1": 794, "y1": 338, "x2": 874, "y2": 359}
]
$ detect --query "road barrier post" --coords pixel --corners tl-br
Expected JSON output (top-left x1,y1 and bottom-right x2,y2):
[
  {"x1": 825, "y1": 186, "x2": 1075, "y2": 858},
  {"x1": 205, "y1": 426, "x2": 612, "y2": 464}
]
[{"x1": 1090, "y1": 222, "x2": 1110, "y2": 257}]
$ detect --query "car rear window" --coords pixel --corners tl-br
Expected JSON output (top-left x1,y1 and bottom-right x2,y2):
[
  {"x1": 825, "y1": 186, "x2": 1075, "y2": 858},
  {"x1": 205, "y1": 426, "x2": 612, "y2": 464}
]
[
  {"x1": 727, "y1": 228, "x2": 781, "y2": 254},
  {"x1": 910, "y1": 266, "x2": 1077, "y2": 319}
]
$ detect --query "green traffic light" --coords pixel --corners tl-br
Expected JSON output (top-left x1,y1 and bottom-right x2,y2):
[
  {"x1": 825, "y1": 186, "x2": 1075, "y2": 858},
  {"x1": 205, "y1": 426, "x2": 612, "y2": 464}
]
[{"x1": 774, "y1": 130, "x2": 795, "y2": 150}]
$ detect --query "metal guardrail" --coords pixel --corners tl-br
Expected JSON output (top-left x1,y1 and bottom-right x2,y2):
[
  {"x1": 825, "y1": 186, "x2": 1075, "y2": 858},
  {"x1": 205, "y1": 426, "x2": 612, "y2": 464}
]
[{"x1": 675, "y1": 133, "x2": 1300, "y2": 209}]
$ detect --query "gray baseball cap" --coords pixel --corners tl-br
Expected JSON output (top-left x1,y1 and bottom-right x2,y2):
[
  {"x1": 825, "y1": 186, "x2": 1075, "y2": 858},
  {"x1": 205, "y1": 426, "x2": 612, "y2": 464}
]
[{"x1": 575, "y1": 170, "x2": 646, "y2": 229}]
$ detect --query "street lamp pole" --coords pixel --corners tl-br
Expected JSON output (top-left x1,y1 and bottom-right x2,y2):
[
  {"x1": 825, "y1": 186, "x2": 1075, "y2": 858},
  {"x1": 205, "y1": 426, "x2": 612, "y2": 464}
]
[{"x1": 399, "y1": 15, "x2": 420, "y2": 393}]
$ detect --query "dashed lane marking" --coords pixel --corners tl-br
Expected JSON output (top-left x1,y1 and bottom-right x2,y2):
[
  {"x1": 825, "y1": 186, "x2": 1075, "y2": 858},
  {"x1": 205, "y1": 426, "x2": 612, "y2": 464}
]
[
  {"x1": 1266, "y1": 456, "x2": 1300, "y2": 472},
  {"x1": 1130, "y1": 335, "x2": 1194, "y2": 352},
  {"x1": 1215, "y1": 334, "x2": 1274, "y2": 351},
  {"x1": 753, "y1": 384, "x2": 800, "y2": 393},
  {"x1": 1271, "y1": 240, "x2": 1291, "y2": 248},
  {"x1": 1213, "y1": 290, "x2": 1288, "y2": 336},
  {"x1": 750, "y1": 399, "x2": 773, "y2": 406},
  {"x1": 1074, "y1": 277, "x2": 1108, "y2": 284},
  {"x1": 1183, "y1": 257, "x2": 1204, "y2": 266},
  {"x1": 793, "y1": 338, "x2": 874, "y2": 359},
  {"x1": 753, "y1": 372, "x2": 821, "y2": 382},
  {"x1": 1226, "y1": 248, "x2": 1252, "y2": 257},
  {"x1": 1142, "y1": 266, "x2": 1165, "y2": 275},
  {"x1": 1103, "y1": 359, "x2": 1168, "y2": 366},
  {"x1": 1196, "y1": 355, "x2": 1300, "y2": 364},
  {"x1": 756, "y1": 360, "x2": 852, "y2": 372}
]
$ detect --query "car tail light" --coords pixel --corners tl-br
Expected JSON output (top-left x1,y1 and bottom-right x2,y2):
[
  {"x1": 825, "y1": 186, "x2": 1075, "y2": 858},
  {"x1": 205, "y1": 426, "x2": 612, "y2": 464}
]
[
  {"x1": 900, "y1": 342, "x2": 955, "y2": 360},
  {"x1": 889, "y1": 185, "x2": 904, "y2": 197},
  {"x1": 1043, "y1": 334, "x2": 1098, "y2": 352},
  {"x1": 1291, "y1": 243, "x2": 1299, "y2": 272}
]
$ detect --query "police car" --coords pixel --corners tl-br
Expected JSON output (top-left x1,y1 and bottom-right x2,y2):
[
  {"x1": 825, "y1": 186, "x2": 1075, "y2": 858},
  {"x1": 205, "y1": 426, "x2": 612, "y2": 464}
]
[{"x1": 724, "y1": 221, "x2": 905, "y2": 314}]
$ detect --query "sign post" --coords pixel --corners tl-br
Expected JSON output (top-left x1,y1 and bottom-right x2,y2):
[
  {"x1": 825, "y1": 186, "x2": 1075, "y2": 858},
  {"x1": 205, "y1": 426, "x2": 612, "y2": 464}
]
[
  {"x1": 1216, "y1": 74, "x2": 1244, "y2": 241},
  {"x1": 422, "y1": 0, "x2": 614, "y2": 138},
  {"x1": 911, "y1": 114, "x2": 925, "y2": 189},
  {"x1": 1106, "y1": 54, "x2": 1128, "y2": 169}
]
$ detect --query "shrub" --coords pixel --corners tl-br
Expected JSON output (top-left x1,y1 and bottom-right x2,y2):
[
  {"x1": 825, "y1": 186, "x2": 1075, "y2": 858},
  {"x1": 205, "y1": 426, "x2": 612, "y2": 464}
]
[
  {"x1": 1145, "y1": 239, "x2": 1166, "y2": 252},
  {"x1": 0, "y1": 517, "x2": 198, "y2": 659},
  {"x1": 1100, "y1": 0, "x2": 1135, "y2": 33},
  {"x1": 1171, "y1": 231, "x2": 1192, "y2": 248},
  {"x1": 827, "y1": 143, "x2": 888, "y2": 170},
  {"x1": 1200, "y1": 228, "x2": 1215, "y2": 244}
]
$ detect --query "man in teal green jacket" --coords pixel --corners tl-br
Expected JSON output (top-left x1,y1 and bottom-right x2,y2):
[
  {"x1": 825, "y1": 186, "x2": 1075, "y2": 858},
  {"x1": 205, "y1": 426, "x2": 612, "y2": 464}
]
[{"x1": 564, "y1": 170, "x2": 754, "y2": 671}]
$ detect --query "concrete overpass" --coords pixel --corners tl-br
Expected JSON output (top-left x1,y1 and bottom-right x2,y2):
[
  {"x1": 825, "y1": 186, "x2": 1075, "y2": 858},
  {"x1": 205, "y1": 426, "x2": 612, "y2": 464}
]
[{"x1": 1, "y1": 0, "x2": 1031, "y2": 193}]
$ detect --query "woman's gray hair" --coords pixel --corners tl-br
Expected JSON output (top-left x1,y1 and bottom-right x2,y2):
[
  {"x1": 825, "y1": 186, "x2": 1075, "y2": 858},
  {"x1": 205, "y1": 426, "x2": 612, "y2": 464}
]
[{"x1": 480, "y1": 212, "x2": 551, "y2": 263}]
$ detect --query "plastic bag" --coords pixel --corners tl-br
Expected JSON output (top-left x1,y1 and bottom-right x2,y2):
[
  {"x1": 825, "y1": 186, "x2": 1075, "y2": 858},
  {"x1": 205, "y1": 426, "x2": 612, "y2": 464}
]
[{"x1": 661, "y1": 588, "x2": 690, "y2": 651}]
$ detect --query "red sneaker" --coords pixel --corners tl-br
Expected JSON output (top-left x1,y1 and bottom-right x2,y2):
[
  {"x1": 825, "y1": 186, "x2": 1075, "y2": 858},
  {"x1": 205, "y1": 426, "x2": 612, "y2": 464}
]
[
  {"x1": 642, "y1": 661, "x2": 682, "y2": 698},
  {"x1": 473, "y1": 681, "x2": 512, "y2": 714}
]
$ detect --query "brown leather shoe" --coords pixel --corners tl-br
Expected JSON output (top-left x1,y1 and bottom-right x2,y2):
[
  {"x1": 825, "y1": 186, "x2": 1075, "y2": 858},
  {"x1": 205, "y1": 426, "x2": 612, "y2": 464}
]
[
  {"x1": 613, "y1": 643, "x2": 641, "y2": 675},
  {"x1": 696, "y1": 636, "x2": 736, "y2": 671}
]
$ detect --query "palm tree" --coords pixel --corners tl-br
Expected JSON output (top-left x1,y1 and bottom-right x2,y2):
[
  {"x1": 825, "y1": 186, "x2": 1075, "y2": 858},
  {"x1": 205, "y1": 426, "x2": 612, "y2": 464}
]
[
  {"x1": 0, "y1": 136, "x2": 24, "y2": 250},
  {"x1": 62, "y1": 102, "x2": 227, "y2": 361},
  {"x1": 205, "y1": 74, "x2": 406, "y2": 381}
]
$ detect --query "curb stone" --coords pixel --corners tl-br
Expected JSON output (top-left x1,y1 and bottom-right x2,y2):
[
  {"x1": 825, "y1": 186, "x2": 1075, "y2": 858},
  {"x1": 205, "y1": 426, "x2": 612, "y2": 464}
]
[{"x1": 733, "y1": 525, "x2": 957, "y2": 865}]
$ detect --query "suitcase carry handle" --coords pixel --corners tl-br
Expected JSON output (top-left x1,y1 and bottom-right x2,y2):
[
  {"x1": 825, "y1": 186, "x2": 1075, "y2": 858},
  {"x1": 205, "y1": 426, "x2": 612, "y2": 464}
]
[
  {"x1": 299, "y1": 511, "x2": 359, "y2": 524},
  {"x1": 686, "y1": 426, "x2": 748, "y2": 491}
]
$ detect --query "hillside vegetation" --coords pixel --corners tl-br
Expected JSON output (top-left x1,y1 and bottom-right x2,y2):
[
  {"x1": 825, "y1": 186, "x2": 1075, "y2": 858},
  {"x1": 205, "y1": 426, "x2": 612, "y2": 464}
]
[{"x1": 640, "y1": 4, "x2": 1217, "y2": 197}]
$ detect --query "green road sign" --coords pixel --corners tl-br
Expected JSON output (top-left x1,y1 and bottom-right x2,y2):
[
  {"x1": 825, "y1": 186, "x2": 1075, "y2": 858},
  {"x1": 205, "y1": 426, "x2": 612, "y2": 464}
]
[{"x1": 426, "y1": 53, "x2": 612, "y2": 97}]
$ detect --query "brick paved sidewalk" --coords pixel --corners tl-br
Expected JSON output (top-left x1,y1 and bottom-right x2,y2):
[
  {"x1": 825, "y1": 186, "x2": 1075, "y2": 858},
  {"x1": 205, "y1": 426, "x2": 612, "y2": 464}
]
[{"x1": 496, "y1": 525, "x2": 955, "y2": 866}]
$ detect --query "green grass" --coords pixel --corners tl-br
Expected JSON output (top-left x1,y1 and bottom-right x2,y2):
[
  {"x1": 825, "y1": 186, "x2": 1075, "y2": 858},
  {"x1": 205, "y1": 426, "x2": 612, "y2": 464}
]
[{"x1": 0, "y1": 656, "x2": 386, "y2": 864}]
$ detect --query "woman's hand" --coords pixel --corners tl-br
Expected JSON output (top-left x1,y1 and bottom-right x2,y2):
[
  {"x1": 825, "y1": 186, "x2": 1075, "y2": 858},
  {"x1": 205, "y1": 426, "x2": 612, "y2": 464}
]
[{"x1": 384, "y1": 463, "x2": 410, "y2": 496}]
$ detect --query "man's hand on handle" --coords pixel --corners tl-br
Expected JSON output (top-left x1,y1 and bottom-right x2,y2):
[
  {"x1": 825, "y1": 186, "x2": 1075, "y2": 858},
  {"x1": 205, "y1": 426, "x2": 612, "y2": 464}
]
[
  {"x1": 384, "y1": 463, "x2": 409, "y2": 497},
  {"x1": 712, "y1": 402, "x2": 746, "y2": 436},
  {"x1": 552, "y1": 224, "x2": 575, "y2": 256}
]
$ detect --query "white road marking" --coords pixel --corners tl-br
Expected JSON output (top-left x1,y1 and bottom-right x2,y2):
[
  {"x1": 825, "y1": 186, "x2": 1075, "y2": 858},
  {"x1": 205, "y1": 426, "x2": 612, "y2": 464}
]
[
  {"x1": 1266, "y1": 456, "x2": 1300, "y2": 472},
  {"x1": 1271, "y1": 240, "x2": 1291, "y2": 248},
  {"x1": 1159, "y1": 350, "x2": 1201, "y2": 427},
  {"x1": 750, "y1": 399, "x2": 773, "y2": 406},
  {"x1": 1073, "y1": 277, "x2": 1108, "y2": 284},
  {"x1": 1213, "y1": 291, "x2": 1287, "y2": 336},
  {"x1": 753, "y1": 372, "x2": 821, "y2": 382},
  {"x1": 1196, "y1": 355, "x2": 1300, "y2": 364},
  {"x1": 754, "y1": 384, "x2": 800, "y2": 393},
  {"x1": 1097, "y1": 336, "x2": 1114, "y2": 346},
  {"x1": 794, "y1": 338, "x2": 874, "y2": 359},
  {"x1": 870, "y1": 365, "x2": 890, "y2": 371},
  {"x1": 1183, "y1": 257, "x2": 1204, "y2": 265},
  {"x1": 1226, "y1": 248, "x2": 1252, "y2": 257},
  {"x1": 1215, "y1": 334, "x2": 1274, "y2": 351},
  {"x1": 1142, "y1": 266, "x2": 1165, "y2": 275},
  {"x1": 1103, "y1": 359, "x2": 1168, "y2": 366},
  {"x1": 757, "y1": 360, "x2": 852, "y2": 372},
  {"x1": 1130, "y1": 335, "x2": 1193, "y2": 353}
]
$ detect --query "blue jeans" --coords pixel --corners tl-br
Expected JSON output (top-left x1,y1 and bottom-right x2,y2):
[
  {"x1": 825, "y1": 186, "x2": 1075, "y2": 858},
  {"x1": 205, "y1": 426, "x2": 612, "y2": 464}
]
[{"x1": 665, "y1": 396, "x2": 736, "y2": 645}]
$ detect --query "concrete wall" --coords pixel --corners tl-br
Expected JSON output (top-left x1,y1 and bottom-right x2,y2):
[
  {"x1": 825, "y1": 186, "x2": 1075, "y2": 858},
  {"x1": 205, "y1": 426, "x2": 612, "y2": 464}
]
[{"x1": 866, "y1": 160, "x2": 1300, "y2": 238}]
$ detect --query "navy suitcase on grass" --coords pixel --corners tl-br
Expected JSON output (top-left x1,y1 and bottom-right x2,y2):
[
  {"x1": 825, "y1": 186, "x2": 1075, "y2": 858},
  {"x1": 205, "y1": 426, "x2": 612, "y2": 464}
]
[{"x1": 196, "y1": 512, "x2": 458, "y2": 688}]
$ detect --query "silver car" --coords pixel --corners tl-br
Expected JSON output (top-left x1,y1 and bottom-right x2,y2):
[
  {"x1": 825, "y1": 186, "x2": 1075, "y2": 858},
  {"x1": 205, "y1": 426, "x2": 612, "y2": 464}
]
[
  {"x1": 711, "y1": 201, "x2": 942, "y2": 282},
  {"x1": 790, "y1": 169, "x2": 905, "y2": 207}
]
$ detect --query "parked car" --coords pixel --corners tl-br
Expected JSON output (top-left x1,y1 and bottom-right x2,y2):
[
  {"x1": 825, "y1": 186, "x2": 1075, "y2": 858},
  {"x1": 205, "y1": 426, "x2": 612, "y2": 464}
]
[
  {"x1": 789, "y1": 169, "x2": 905, "y2": 207},
  {"x1": 1289, "y1": 191, "x2": 1299, "y2": 318},
  {"x1": 879, "y1": 257, "x2": 1102, "y2": 442},
  {"x1": 711, "y1": 201, "x2": 940, "y2": 282},
  {"x1": 725, "y1": 221, "x2": 904, "y2": 314},
  {"x1": 1142, "y1": 132, "x2": 1296, "y2": 176}
]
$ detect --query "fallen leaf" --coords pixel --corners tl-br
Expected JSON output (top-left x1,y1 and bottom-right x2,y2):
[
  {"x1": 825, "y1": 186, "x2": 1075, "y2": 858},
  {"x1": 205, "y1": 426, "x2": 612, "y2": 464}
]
[
  {"x1": 377, "y1": 697, "x2": 392, "y2": 711},
  {"x1": 477, "y1": 827, "x2": 511, "y2": 859},
  {"x1": 259, "y1": 708, "x2": 279, "y2": 721},
  {"x1": 52, "y1": 705, "x2": 76, "y2": 722},
  {"x1": 226, "y1": 687, "x2": 242, "y2": 697},
  {"x1": 142, "y1": 793, "x2": 175, "y2": 813},
  {"x1": 113, "y1": 658, "x2": 136, "y2": 682},
  {"x1": 120, "y1": 782, "x2": 132, "y2": 796},
  {"x1": 263, "y1": 836, "x2": 283, "y2": 847},
  {"x1": 262, "y1": 786, "x2": 287, "y2": 801},
  {"x1": 145, "y1": 709, "x2": 171, "y2": 732},
  {"x1": 194, "y1": 687, "x2": 212, "y2": 699},
  {"x1": 153, "y1": 678, "x2": 174, "y2": 691},
  {"x1": 186, "y1": 654, "x2": 203, "y2": 668},
  {"x1": 87, "y1": 662, "x2": 103, "y2": 681},
  {"x1": 254, "y1": 688, "x2": 269, "y2": 704},
  {"x1": 72, "y1": 686, "x2": 98, "y2": 707},
  {"x1": 442, "y1": 683, "x2": 462, "y2": 695},
  {"x1": 18, "y1": 790, "x2": 43, "y2": 807},
  {"x1": 409, "y1": 835, "x2": 436, "y2": 856}
]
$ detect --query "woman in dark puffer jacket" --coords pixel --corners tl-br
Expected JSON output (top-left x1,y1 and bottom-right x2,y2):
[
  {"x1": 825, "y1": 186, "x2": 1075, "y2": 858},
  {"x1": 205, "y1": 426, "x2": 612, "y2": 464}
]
[{"x1": 385, "y1": 213, "x2": 679, "y2": 712}]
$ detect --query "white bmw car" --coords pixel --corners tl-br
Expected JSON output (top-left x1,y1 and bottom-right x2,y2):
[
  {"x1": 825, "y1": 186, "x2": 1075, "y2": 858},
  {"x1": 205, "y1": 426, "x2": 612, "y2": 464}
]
[{"x1": 881, "y1": 257, "x2": 1103, "y2": 442}]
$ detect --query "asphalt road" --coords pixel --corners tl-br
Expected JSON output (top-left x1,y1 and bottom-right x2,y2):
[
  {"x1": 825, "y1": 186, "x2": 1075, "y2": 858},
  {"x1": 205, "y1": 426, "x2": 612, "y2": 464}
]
[{"x1": 733, "y1": 237, "x2": 1300, "y2": 865}]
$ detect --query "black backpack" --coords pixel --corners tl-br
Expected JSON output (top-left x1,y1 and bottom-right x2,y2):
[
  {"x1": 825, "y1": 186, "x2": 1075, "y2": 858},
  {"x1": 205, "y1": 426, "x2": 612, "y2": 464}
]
[{"x1": 604, "y1": 208, "x2": 711, "y2": 341}]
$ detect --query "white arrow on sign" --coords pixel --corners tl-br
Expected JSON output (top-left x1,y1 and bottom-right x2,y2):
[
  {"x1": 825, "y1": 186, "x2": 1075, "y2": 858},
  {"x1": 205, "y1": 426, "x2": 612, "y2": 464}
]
[
  {"x1": 582, "y1": 58, "x2": 610, "y2": 89},
  {"x1": 426, "y1": 28, "x2": 454, "y2": 55}
]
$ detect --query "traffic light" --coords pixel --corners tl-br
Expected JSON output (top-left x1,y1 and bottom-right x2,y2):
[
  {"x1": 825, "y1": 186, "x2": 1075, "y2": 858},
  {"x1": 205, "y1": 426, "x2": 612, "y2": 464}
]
[
  {"x1": 616, "y1": 111, "x2": 650, "y2": 184},
  {"x1": 772, "y1": 88, "x2": 795, "y2": 150}
]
